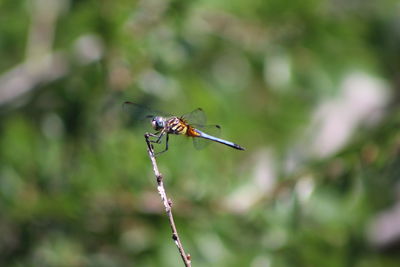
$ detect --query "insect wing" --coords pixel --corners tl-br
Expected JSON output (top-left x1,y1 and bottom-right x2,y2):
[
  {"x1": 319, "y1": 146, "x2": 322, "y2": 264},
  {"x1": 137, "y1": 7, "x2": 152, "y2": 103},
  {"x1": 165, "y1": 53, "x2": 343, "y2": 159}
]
[
  {"x1": 192, "y1": 124, "x2": 221, "y2": 150},
  {"x1": 181, "y1": 108, "x2": 207, "y2": 127},
  {"x1": 122, "y1": 101, "x2": 172, "y2": 126}
]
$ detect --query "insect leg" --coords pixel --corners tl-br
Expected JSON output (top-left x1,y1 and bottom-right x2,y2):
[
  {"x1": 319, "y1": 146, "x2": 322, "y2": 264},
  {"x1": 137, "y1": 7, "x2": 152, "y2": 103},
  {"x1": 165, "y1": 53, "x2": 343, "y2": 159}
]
[
  {"x1": 148, "y1": 132, "x2": 165, "y2": 144},
  {"x1": 155, "y1": 134, "x2": 169, "y2": 156}
]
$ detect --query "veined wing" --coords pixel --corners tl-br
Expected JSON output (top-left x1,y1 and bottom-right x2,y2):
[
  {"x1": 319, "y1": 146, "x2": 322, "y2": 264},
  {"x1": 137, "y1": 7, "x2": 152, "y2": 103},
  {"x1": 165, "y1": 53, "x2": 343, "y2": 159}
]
[
  {"x1": 123, "y1": 101, "x2": 171, "y2": 123},
  {"x1": 181, "y1": 108, "x2": 207, "y2": 127},
  {"x1": 191, "y1": 124, "x2": 221, "y2": 150}
]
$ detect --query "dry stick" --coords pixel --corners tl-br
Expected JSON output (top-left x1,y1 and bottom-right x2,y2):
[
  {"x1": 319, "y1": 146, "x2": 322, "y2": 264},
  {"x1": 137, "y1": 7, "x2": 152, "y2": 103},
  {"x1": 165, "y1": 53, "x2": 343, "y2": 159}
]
[{"x1": 144, "y1": 134, "x2": 192, "y2": 267}]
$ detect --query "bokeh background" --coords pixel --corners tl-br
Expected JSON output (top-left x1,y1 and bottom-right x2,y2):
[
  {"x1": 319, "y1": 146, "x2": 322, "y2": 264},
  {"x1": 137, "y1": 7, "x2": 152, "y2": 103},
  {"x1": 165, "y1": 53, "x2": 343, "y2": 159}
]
[{"x1": 1, "y1": 0, "x2": 400, "y2": 266}]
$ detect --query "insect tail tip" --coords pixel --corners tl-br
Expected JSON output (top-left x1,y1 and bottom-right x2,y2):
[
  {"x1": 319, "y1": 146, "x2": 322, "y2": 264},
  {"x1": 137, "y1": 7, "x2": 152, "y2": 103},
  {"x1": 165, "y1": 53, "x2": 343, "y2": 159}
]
[{"x1": 236, "y1": 144, "x2": 245, "y2": 150}]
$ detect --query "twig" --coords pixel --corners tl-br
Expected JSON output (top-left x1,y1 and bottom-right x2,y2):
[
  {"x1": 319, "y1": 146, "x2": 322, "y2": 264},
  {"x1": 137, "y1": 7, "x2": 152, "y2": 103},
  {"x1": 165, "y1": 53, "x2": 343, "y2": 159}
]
[{"x1": 144, "y1": 134, "x2": 192, "y2": 267}]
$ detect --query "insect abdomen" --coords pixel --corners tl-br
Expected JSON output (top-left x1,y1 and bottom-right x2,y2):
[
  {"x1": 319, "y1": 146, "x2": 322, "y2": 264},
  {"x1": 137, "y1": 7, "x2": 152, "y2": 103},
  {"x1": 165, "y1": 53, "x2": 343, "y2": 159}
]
[{"x1": 186, "y1": 126, "x2": 201, "y2": 137}]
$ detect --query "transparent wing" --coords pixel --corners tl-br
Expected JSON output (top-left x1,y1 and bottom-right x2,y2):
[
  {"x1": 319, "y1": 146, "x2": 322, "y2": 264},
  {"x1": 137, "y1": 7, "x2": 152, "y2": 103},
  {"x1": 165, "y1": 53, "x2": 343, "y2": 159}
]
[
  {"x1": 192, "y1": 124, "x2": 221, "y2": 150},
  {"x1": 181, "y1": 108, "x2": 207, "y2": 127},
  {"x1": 123, "y1": 101, "x2": 171, "y2": 126}
]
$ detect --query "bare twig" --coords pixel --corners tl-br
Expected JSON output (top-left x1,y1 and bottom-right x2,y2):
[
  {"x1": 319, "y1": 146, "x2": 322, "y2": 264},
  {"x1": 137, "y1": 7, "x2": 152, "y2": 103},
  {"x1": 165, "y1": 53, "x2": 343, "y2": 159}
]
[{"x1": 144, "y1": 134, "x2": 192, "y2": 267}]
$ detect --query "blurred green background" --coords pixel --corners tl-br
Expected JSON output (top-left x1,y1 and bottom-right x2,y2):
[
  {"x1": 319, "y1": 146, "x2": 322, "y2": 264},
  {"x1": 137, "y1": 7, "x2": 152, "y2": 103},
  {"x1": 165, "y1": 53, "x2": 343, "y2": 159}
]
[{"x1": 1, "y1": 0, "x2": 400, "y2": 266}]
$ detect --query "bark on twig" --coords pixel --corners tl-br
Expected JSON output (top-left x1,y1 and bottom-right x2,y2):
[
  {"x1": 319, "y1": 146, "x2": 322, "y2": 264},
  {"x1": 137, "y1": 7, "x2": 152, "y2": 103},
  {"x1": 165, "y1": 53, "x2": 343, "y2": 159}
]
[{"x1": 144, "y1": 134, "x2": 192, "y2": 267}]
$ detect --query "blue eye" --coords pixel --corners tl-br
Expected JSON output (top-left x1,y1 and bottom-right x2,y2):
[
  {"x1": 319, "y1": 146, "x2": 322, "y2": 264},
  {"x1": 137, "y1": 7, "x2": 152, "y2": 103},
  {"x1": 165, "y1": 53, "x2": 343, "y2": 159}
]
[{"x1": 151, "y1": 117, "x2": 165, "y2": 130}]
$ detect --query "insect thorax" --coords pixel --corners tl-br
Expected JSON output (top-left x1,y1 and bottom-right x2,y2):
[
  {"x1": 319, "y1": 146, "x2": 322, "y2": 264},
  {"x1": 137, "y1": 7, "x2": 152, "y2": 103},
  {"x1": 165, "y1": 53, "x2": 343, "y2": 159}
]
[{"x1": 167, "y1": 117, "x2": 187, "y2": 135}]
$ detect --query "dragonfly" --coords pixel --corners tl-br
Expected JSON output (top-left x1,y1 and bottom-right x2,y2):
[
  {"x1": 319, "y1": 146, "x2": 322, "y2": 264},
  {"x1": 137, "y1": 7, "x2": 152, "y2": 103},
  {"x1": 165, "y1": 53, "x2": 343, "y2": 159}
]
[{"x1": 123, "y1": 101, "x2": 245, "y2": 155}]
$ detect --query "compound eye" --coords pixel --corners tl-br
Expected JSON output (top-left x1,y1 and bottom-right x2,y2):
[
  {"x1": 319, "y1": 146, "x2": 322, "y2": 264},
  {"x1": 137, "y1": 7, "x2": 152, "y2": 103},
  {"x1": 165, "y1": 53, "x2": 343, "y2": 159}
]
[
  {"x1": 151, "y1": 120, "x2": 157, "y2": 129},
  {"x1": 151, "y1": 117, "x2": 164, "y2": 130}
]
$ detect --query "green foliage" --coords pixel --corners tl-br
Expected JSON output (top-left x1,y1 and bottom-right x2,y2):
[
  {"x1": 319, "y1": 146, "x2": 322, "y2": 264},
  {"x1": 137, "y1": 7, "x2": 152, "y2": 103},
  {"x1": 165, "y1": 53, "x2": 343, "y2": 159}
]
[{"x1": 1, "y1": 0, "x2": 400, "y2": 266}]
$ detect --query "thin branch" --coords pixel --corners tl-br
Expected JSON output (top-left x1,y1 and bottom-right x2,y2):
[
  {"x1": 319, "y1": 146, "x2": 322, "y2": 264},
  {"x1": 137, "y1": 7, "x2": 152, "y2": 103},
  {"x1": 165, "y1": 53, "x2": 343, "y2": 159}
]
[{"x1": 144, "y1": 134, "x2": 192, "y2": 267}]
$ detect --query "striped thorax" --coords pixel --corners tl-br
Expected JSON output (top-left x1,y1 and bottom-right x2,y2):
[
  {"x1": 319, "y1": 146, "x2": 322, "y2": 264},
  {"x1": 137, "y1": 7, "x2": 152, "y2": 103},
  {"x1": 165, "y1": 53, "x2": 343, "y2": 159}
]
[{"x1": 166, "y1": 117, "x2": 188, "y2": 135}]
